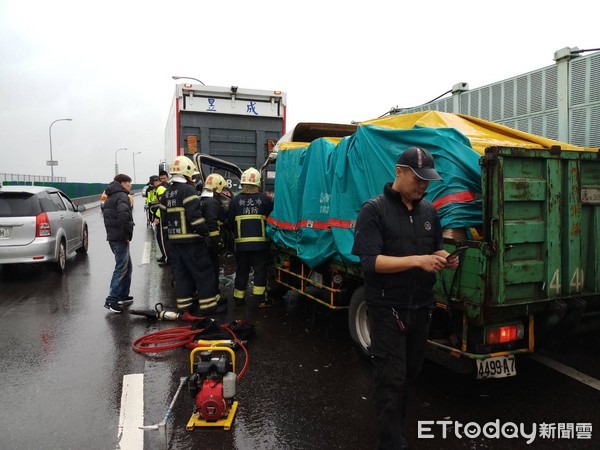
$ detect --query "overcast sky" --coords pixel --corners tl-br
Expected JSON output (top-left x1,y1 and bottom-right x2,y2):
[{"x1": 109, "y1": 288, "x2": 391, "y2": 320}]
[{"x1": 1, "y1": 0, "x2": 597, "y2": 184}]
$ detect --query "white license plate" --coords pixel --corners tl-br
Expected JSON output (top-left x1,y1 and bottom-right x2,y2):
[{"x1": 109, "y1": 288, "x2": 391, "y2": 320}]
[
  {"x1": 476, "y1": 355, "x2": 516, "y2": 379},
  {"x1": 0, "y1": 227, "x2": 10, "y2": 238}
]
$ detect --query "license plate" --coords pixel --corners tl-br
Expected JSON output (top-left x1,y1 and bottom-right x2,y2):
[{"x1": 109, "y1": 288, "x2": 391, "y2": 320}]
[
  {"x1": 0, "y1": 227, "x2": 10, "y2": 238},
  {"x1": 476, "y1": 355, "x2": 516, "y2": 379}
]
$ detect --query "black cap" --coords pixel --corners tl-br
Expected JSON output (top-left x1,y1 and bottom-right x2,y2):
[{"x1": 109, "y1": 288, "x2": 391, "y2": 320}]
[
  {"x1": 149, "y1": 175, "x2": 160, "y2": 182},
  {"x1": 396, "y1": 147, "x2": 442, "y2": 181},
  {"x1": 114, "y1": 174, "x2": 132, "y2": 183}
]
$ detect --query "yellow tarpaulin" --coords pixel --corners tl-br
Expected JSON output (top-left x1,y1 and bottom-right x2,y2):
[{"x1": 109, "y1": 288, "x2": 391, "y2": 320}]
[{"x1": 362, "y1": 110, "x2": 595, "y2": 155}]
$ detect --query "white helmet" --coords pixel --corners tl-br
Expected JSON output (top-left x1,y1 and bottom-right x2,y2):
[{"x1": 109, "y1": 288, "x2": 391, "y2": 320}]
[
  {"x1": 241, "y1": 167, "x2": 261, "y2": 187},
  {"x1": 204, "y1": 173, "x2": 227, "y2": 193},
  {"x1": 170, "y1": 156, "x2": 199, "y2": 178}
]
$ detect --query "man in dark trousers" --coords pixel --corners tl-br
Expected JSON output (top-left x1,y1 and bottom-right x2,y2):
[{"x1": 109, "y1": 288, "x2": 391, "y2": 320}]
[
  {"x1": 103, "y1": 173, "x2": 135, "y2": 313},
  {"x1": 228, "y1": 167, "x2": 273, "y2": 307},
  {"x1": 159, "y1": 156, "x2": 219, "y2": 315},
  {"x1": 352, "y1": 147, "x2": 459, "y2": 449},
  {"x1": 200, "y1": 173, "x2": 228, "y2": 296}
]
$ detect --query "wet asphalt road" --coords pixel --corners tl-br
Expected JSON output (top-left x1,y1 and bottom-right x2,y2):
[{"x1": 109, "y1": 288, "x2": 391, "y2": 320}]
[{"x1": 0, "y1": 195, "x2": 599, "y2": 450}]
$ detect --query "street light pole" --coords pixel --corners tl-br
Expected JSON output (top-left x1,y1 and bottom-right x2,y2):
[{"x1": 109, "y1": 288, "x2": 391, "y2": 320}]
[
  {"x1": 48, "y1": 118, "x2": 72, "y2": 183},
  {"x1": 114, "y1": 147, "x2": 127, "y2": 175},
  {"x1": 171, "y1": 75, "x2": 205, "y2": 85},
  {"x1": 132, "y1": 152, "x2": 141, "y2": 184}
]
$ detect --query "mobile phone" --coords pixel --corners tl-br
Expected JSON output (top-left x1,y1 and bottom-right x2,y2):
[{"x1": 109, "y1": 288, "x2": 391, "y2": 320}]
[{"x1": 446, "y1": 246, "x2": 468, "y2": 260}]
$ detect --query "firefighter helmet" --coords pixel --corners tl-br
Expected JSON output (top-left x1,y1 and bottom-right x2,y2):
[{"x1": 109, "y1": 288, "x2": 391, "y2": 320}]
[
  {"x1": 240, "y1": 167, "x2": 261, "y2": 187},
  {"x1": 204, "y1": 173, "x2": 227, "y2": 193},
  {"x1": 169, "y1": 156, "x2": 199, "y2": 178}
]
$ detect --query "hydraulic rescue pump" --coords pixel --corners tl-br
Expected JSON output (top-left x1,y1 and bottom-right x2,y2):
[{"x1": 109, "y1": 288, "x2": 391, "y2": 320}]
[{"x1": 188, "y1": 350, "x2": 237, "y2": 422}]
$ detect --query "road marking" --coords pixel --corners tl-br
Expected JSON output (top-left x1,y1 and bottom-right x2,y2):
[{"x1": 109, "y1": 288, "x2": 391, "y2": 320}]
[
  {"x1": 531, "y1": 353, "x2": 600, "y2": 391},
  {"x1": 141, "y1": 241, "x2": 152, "y2": 265},
  {"x1": 117, "y1": 373, "x2": 144, "y2": 450}
]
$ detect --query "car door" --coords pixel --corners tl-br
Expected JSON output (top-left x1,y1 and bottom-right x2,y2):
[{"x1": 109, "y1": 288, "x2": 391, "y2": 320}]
[
  {"x1": 58, "y1": 192, "x2": 83, "y2": 251},
  {"x1": 48, "y1": 191, "x2": 75, "y2": 253},
  {"x1": 193, "y1": 153, "x2": 243, "y2": 194}
]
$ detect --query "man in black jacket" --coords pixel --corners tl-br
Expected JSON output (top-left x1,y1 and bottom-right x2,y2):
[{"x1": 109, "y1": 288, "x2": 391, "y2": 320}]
[
  {"x1": 200, "y1": 173, "x2": 228, "y2": 295},
  {"x1": 352, "y1": 147, "x2": 459, "y2": 449},
  {"x1": 103, "y1": 173, "x2": 135, "y2": 313}
]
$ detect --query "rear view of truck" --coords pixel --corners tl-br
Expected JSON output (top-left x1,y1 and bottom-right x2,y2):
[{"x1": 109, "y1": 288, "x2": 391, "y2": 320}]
[
  {"x1": 267, "y1": 112, "x2": 600, "y2": 378},
  {"x1": 430, "y1": 145, "x2": 600, "y2": 378},
  {"x1": 165, "y1": 83, "x2": 286, "y2": 190}
]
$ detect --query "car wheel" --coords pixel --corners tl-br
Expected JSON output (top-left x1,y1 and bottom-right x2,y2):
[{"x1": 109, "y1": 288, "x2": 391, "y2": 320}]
[
  {"x1": 55, "y1": 240, "x2": 67, "y2": 272},
  {"x1": 77, "y1": 226, "x2": 89, "y2": 254},
  {"x1": 348, "y1": 286, "x2": 370, "y2": 360}
]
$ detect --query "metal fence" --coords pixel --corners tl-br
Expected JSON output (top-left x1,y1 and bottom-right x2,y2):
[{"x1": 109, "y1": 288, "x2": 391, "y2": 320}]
[
  {"x1": 397, "y1": 47, "x2": 600, "y2": 149},
  {"x1": 0, "y1": 173, "x2": 66, "y2": 183}
]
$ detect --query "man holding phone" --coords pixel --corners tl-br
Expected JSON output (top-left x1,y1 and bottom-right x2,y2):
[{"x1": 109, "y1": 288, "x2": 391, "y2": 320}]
[{"x1": 352, "y1": 147, "x2": 459, "y2": 449}]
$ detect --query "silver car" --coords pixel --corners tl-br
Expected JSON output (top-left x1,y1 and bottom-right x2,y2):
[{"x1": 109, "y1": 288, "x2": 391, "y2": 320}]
[{"x1": 0, "y1": 186, "x2": 88, "y2": 271}]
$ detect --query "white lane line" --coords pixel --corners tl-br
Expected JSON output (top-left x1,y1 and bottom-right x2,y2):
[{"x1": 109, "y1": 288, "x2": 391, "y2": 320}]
[
  {"x1": 531, "y1": 354, "x2": 600, "y2": 391},
  {"x1": 141, "y1": 241, "x2": 152, "y2": 265},
  {"x1": 117, "y1": 373, "x2": 144, "y2": 450}
]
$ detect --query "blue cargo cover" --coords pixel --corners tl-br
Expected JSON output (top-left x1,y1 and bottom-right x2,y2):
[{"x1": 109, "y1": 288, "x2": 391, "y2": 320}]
[{"x1": 266, "y1": 111, "x2": 588, "y2": 267}]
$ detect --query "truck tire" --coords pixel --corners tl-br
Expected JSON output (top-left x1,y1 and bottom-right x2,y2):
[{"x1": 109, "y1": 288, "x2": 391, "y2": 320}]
[{"x1": 348, "y1": 286, "x2": 370, "y2": 359}]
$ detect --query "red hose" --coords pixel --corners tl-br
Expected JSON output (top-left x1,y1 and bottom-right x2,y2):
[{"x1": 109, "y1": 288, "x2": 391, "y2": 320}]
[
  {"x1": 132, "y1": 321, "x2": 250, "y2": 380},
  {"x1": 132, "y1": 326, "x2": 197, "y2": 353}
]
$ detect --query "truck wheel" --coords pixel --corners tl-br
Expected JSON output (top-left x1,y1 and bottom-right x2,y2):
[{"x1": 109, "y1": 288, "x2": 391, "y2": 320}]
[{"x1": 348, "y1": 286, "x2": 370, "y2": 359}]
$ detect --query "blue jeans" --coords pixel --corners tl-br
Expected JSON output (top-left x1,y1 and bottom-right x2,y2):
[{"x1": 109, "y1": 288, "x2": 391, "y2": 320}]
[{"x1": 107, "y1": 240, "x2": 132, "y2": 302}]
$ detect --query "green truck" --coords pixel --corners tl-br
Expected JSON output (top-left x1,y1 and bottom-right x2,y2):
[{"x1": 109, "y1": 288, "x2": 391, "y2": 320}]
[{"x1": 265, "y1": 112, "x2": 600, "y2": 379}]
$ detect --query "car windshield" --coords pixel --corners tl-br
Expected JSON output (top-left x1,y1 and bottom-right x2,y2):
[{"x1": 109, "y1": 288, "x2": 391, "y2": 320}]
[{"x1": 0, "y1": 192, "x2": 42, "y2": 217}]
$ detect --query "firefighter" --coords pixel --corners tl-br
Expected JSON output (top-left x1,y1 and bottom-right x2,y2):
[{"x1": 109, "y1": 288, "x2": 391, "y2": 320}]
[
  {"x1": 159, "y1": 156, "x2": 219, "y2": 314},
  {"x1": 200, "y1": 173, "x2": 228, "y2": 296},
  {"x1": 156, "y1": 170, "x2": 170, "y2": 262},
  {"x1": 228, "y1": 167, "x2": 273, "y2": 307}
]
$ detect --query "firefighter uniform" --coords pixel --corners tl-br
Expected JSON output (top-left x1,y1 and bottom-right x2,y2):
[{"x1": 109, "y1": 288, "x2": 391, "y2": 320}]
[
  {"x1": 200, "y1": 191, "x2": 226, "y2": 293},
  {"x1": 154, "y1": 183, "x2": 168, "y2": 262},
  {"x1": 159, "y1": 156, "x2": 219, "y2": 314},
  {"x1": 228, "y1": 184, "x2": 273, "y2": 305}
]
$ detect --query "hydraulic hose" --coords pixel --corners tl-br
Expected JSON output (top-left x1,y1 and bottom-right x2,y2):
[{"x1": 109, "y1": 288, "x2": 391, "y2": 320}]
[
  {"x1": 132, "y1": 320, "x2": 250, "y2": 380},
  {"x1": 132, "y1": 326, "x2": 197, "y2": 353}
]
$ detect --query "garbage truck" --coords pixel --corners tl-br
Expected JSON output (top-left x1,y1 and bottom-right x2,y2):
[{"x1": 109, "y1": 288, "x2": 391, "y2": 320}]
[{"x1": 263, "y1": 111, "x2": 600, "y2": 379}]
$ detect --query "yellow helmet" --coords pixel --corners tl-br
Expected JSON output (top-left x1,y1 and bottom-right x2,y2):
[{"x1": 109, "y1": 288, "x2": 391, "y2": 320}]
[
  {"x1": 204, "y1": 173, "x2": 227, "y2": 193},
  {"x1": 241, "y1": 167, "x2": 261, "y2": 187},
  {"x1": 169, "y1": 156, "x2": 199, "y2": 178}
]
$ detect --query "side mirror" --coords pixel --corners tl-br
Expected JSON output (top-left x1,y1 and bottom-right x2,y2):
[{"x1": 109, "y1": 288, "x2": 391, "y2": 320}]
[{"x1": 78, "y1": 205, "x2": 86, "y2": 213}]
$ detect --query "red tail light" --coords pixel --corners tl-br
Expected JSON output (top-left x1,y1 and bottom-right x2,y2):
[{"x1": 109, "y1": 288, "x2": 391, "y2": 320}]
[
  {"x1": 36, "y1": 212, "x2": 51, "y2": 237},
  {"x1": 486, "y1": 324, "x2": 524, "y2": 345}
]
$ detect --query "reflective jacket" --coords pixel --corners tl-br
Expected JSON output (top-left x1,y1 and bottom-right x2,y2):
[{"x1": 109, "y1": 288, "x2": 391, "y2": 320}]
[
  {"x1": 159, "y1": 181, "x2": 207, "y2": 243},
  {"x1": 148, "y1": 185, "x2": 167, "y2": 219},
  {"x1": 228, "y1": 192, "x2": 273, "y2": 251}
]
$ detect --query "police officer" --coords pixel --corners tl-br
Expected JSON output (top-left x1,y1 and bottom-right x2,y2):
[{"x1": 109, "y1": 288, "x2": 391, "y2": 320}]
[
  {"x1": 159, "y1": 156, "x2": 219, "y2": 314},
  {"x1": 352, "y1": 147, "x2": 459, "y2": 450},
  {"x1": 154, "y1": 170, "x2": 169, "y2": 264},
  {"x1": 200, "y1": 173, "x2": 228, "y2": 295},
  {"x1": 142, "y1": 175, "x2": 156, "y2": 227},
  {"x1": 146, "y1": 175, "x2": 160, "y2": 220},
  {"x1": 228, "y1": 167, "x2": 273, "y2": 307}
]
